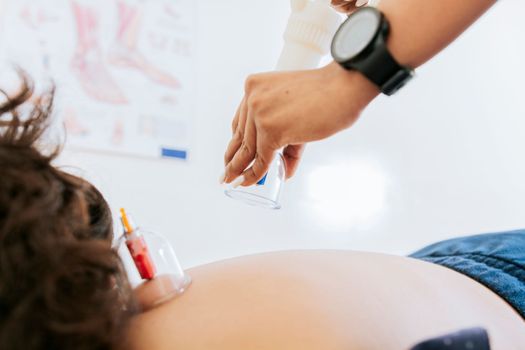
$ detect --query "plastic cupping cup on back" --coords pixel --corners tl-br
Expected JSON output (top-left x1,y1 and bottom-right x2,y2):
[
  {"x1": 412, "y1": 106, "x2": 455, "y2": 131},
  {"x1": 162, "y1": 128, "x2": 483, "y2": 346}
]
[
  {"x1": 224, "y1": 0, "x2": 342, "y2": 209},
  {"x1": 117, "y1": 226, "x2": 191, "y2": 307}
]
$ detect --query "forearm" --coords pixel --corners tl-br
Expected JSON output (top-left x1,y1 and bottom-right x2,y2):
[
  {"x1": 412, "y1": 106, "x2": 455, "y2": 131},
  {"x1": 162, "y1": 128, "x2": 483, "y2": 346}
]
[
  {"x1": 329, "y1": 0, "x2": 498, "y2": 119},
  {"x1": 378, "y1": 0, "x2": 497, "y2": 68},
  {"x1": 221, "y1": 0, "x2": 498, "y2": 184}
]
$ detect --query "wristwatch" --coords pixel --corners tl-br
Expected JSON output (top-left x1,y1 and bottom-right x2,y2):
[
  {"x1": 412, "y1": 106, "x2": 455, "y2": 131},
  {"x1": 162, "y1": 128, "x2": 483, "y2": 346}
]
[{"x1": 331, "y1": 7, "x2": 414, "y2": 96}]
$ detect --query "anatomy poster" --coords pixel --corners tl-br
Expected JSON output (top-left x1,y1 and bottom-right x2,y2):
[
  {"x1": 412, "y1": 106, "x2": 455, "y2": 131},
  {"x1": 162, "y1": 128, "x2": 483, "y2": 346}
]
[{"x1": 0, "y1": 0, "x2": 195, "y2": 160}]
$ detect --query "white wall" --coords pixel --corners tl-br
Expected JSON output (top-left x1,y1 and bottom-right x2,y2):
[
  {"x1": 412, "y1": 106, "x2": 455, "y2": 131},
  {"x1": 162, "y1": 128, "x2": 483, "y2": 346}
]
[{"x1": 54, "y1": 0, "x2": 525, "y2": 268}]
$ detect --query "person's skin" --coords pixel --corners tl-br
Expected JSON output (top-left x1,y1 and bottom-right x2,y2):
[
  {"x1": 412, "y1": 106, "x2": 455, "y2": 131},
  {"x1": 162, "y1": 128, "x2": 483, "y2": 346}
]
[
  {"x1": 221, "y1": 0, "x2": 497, "y2": 187},
  {"x1": 127, "y1": 251, "x2": 525, "y2": 349},
  {"x1": 127, "y1": 1, "x2": 515, "y2": 347}
]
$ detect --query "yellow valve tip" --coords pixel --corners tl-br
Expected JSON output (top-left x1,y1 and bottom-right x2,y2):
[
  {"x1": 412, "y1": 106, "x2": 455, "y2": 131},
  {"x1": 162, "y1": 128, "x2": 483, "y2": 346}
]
[{"x1": 120, "y1": 208, "x2": 134, "y2": 234}]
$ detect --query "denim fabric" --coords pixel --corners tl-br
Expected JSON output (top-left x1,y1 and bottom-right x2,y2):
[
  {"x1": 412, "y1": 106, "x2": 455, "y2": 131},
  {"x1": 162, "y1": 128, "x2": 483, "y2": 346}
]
[{"x1": 410, "y1": 229, "x2": 525, "y2": 319}]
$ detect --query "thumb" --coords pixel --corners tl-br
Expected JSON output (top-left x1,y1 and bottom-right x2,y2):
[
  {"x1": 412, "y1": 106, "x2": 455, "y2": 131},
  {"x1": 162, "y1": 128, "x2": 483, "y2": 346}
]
[{"x1": 283, "y1": 144, "x2": 306, "y2": 179}]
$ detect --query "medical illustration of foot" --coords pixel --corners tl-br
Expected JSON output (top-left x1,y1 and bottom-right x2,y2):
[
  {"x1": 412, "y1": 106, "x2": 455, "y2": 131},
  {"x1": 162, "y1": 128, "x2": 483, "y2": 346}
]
[
  {"x1": 107, "y1": 1, "x2": 181, "y2": 89},
  {"x1": 70, "y1": 1, "x2": 127, "y2": 104}
]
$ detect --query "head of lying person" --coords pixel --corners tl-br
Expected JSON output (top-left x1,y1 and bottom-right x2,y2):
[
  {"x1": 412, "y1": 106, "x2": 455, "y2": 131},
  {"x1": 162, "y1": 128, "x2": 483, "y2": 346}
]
[{"x1": 0, "y1": 73, "x2": 138, "y2": 350}]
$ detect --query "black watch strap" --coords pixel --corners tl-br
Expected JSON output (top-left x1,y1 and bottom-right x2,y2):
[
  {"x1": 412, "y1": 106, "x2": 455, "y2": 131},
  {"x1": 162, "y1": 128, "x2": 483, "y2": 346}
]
[{"x1": 343, "y1": 36, "x2": 414, "y2": 96}]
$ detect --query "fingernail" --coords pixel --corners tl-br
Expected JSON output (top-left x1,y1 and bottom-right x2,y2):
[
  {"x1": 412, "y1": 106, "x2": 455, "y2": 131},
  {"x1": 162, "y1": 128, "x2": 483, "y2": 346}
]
[
  {"x1": 219, "y1": 171, "x2": 226, "y2": 184},
  {"x1": 356, "y1": 0, "x2": 368, "y2": 6},
  {"x1": 231, "y1": 175, "x2": 245, "y2": 189}
]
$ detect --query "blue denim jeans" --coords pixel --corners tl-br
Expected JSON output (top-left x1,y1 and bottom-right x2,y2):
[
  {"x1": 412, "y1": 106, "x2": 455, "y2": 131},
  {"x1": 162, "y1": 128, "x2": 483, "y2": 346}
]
[
  {"x1": 408, "y1": 230, "x2": 525, "y2": 349},
  {"x1": 410, "y1": 229, "x2": 525, "y2": 319}
]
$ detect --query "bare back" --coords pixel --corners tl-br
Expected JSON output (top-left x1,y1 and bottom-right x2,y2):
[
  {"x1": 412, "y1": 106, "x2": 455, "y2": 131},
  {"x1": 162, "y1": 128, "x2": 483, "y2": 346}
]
[{"x1": 127, "y1": 251, "x2": 525, "y2": 350}]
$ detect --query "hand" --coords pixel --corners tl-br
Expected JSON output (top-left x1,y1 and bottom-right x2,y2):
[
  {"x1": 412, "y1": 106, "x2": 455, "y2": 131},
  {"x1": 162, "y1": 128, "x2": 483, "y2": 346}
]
[
  {"x1": 222, "y1": 62, "x2": 379, "y2": 187},
  {"x1": 331, "y1": 0, "x2": 371, "y2": 14}
]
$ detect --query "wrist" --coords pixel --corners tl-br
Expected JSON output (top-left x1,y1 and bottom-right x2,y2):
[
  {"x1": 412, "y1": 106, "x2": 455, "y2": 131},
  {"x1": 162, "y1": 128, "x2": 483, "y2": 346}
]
[{"x1": 324, "y1": 61, "x2": 379, "y2": 119}]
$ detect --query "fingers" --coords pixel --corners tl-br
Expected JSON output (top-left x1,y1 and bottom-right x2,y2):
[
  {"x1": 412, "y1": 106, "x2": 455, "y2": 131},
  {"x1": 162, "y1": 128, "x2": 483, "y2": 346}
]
[
  {"x1": 355, "y1": 0, "x2": 371, "y2": 6},
  {"x1": 282, "y1": 144, "x2": 305, "y2": 179},
  {"x1": 333, "y1": 0, "x2": 370, "y2": 6},
  {"x1": 331, "y1": 0, "x2": 370, "y2": 14},
  {"x1": 223, "y1": 119, "x2": 257, "y2": 184},
  {"x1": 230, "y1": 99, "x2": 242, "y2": 135},
  {"x1": 238, "y1": 137, "x2": 276, "y2": 186},
  {"x1": 224, "y1": 98, "x2": 247, "y2": 166},
  {"x1": 355, "y1": 0, "x2": 369, "y2": 7},
  {"x1": 331, "y1": 0, "x2": 353, "y2": 6},
  {"x1": 331, "y1": 0, "x2": 357, "y2": 13}
]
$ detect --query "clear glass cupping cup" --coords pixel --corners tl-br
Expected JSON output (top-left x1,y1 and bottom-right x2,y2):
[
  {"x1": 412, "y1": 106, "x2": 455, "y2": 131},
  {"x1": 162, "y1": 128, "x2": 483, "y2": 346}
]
[
  {"x1": 116, "y1": 229, "x2": 191, "y2": 305},
  {"x1": 225, "y1": 153, "x2": 286, "y2": 210}
]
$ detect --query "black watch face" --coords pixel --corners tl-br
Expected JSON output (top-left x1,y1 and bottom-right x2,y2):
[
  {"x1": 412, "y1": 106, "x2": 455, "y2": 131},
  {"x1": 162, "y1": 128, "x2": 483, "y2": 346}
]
[{"x1": 332, "y1": 8, "x2": 382, "y2": 62}]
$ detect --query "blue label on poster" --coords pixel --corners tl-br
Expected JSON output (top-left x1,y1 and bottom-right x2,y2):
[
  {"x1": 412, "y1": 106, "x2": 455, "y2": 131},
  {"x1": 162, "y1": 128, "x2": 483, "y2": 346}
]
[{"x1": 161, "y1": 148, "x2": 188, "y2": 160}]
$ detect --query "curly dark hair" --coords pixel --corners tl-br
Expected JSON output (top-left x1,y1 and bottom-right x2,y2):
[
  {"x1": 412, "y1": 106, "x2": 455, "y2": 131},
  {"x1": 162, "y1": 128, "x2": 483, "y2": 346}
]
[{"x1": 0, "y1": 73, "x2": 138, "y2": 350}]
